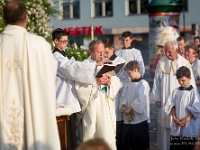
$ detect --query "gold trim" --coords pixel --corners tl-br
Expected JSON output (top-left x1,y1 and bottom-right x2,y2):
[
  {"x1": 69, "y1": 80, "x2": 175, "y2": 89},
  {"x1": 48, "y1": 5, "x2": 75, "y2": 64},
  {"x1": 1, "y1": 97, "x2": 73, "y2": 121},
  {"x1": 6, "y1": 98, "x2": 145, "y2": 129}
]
[
  {"x1": 76, "y1": 85, "x2": 94, "y2": 142},
  {"x1": 171, "y1": 61, "x2": 176, "y2": 75},
  {"x1": 106, "y1": 97, "x2": 116, "y2": 135},
  {"x1": 159, "y1": 60, "x2": 190, "y2": 76},
  {"x1": 9, "y1": 99, "x2": 21, "y2": 147},
  {"x1": 158, "y1": 65, "x2": 170, "y2": 75},
  {"x1": 186, "y1": 61, "x2": 190, "y2": 67},
  {"x1": 1, "y1": 32, "x2": 26, "y2": 148},
  {"x1": 158, "y1": 113, "x2": 172, "y2": 122},
  {"x1": 6, "y1": 59, "x2": 19, "y2": 72}
]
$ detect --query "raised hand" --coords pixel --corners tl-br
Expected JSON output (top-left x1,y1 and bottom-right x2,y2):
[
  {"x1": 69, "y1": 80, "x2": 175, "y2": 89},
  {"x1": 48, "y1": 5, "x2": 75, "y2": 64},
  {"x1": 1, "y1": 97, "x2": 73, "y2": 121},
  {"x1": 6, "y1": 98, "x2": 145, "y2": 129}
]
[{"x1": 96, "y1": 58, "x2": 110, "y2": 66}]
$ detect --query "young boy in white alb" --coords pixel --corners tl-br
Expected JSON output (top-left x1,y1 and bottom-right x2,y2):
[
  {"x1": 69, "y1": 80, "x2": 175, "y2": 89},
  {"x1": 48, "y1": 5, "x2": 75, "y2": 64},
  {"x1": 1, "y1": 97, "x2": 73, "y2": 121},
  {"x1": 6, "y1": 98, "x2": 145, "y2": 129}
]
[
  {"x1": 165, "y1": 66, "x2": 200, "y2": 150},
  {"x1": 120, "y1": 61, "x2": 150, "y2": 150}
]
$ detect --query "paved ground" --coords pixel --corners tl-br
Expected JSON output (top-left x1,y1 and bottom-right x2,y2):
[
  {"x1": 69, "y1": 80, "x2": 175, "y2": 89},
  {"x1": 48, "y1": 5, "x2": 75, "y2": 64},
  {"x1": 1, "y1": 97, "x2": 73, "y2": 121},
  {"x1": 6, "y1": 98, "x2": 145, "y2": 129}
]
[
  {"x1": 149, "y1": 94, "x2": 158, "y2": 150},
  {"x1": 144, "y1": 66, "x2": 158, "y2": 150}
]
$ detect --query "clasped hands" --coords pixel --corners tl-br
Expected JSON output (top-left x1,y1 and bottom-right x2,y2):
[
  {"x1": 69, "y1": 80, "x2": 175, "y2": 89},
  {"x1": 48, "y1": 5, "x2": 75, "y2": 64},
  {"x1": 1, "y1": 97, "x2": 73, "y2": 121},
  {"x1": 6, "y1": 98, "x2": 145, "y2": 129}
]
[
  {"x1": 96, "y1": 75, "x2": 111, "y2": 87},
  {"x1": 172, "y1": 116, "x2": 190, "y2": 127},
  {"x1": 96, "y1": 58, "x2": 111, "y2": 87},
  {"x1": 124, "y1": 107, "x2": 133, "y2": 116}
]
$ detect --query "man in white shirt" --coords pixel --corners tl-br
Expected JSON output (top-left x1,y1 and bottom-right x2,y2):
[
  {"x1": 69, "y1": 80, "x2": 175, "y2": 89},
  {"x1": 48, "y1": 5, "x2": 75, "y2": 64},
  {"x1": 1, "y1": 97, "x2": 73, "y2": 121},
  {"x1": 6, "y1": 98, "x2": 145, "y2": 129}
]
[
  {"x1": 0, "y1": 1, "x2": 60, "y2": 149},
  {"x1": 115, "y1": 31, "x2": 145, "y2": 76},
  {"x1": 152, "y1": 41, "x2": 196, "y2": 150}
]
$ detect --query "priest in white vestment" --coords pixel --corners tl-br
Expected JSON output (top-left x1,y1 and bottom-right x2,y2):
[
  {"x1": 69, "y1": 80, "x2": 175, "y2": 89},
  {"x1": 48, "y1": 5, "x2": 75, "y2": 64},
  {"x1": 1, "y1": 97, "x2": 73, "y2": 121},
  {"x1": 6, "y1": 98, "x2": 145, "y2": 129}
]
[
  {"x1": 152, "y1": 41, "x2": 196, "y2": 150},
  {"x1": 0, "y1": 1, "x2": 60, "y2": 150},
  {"x1": 75, "y1": 40, "x2": 121, "y2": 150}
]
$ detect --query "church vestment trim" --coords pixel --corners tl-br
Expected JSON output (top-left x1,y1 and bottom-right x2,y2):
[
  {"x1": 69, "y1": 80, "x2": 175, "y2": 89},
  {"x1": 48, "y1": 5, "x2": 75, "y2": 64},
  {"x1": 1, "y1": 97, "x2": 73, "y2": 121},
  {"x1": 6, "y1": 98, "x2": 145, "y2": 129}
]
[
  {"x1": 0, "y1": 32, "x2": 26, "y2": 148},
  {"x1": 158, "y1": 56, "x2": 190, "y2": 75},
  {"x1": 75, "y1": 85, "x2": 94, "y2": 141}
]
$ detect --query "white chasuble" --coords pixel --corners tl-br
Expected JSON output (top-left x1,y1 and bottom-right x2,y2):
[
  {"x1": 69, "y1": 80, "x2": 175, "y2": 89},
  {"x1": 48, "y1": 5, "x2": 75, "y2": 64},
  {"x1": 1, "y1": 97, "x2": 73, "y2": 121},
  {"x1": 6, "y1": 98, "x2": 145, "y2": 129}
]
[
  {"x1": 75, "y1": 58, "x2": 121, "y2": 150},
  {"x1": 0, "y1": 25, "x2": 60, "y2": 150},
  {"x1": 152, "y1": 55, "x2": 196, "y2": 128}
]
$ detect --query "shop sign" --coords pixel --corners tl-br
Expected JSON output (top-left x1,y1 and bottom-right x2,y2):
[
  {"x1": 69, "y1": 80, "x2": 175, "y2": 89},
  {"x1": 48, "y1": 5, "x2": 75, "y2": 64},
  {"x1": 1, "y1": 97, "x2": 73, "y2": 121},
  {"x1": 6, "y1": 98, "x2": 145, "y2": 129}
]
[{"x1": 63, "y1": 26, "x2": 104, "y2": 36}]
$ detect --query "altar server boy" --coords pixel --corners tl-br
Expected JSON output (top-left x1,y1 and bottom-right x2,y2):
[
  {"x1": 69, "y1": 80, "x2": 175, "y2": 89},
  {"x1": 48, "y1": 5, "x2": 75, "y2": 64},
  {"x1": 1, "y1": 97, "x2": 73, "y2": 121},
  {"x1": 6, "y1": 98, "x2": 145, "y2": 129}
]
[
  {"x1": 120, "y1": 61, "x2": 150, "y2": 150},
  {"x1": 165, "y1": 66, "x2": 200, "y2": 150}
]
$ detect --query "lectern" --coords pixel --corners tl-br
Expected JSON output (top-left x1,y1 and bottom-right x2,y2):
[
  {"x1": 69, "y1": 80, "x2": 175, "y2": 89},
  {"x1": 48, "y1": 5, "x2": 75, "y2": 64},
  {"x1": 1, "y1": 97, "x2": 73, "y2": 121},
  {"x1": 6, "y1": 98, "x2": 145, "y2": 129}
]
[{"x1": 56, "y1": 115, "x2": 70, "y2": 150}]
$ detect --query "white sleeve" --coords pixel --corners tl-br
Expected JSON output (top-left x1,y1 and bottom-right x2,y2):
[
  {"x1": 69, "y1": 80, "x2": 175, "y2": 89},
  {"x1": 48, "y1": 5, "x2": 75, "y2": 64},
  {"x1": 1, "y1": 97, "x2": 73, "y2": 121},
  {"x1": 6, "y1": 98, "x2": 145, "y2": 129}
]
[
  {"x1": 164, "y1": 90, "x2": 176, "y2": 115},
  {"x1": 54, "y1": 53, "x2": 96, "y2": 84},
  {"x1": 152, "y1": 66, "x2": 162, "y2": 102},
  {"x1": 188, "y1": 65, "x2": 197, "y2": 89},
  {"x1": 136, "y1": 51, "x2": 145, "y2": 76},
  {"x1": 188, "y1": 90, "x2": 200, "y2": 118},
  {"x1": 131, "y1": 82, "x2": 150, "y2": 114},
  {"x1": 116, "y1": 64, "x2": 129, "y2": 89},
  {"x1": 119, "y1": 83, "x2": 128, "y2": 111}
]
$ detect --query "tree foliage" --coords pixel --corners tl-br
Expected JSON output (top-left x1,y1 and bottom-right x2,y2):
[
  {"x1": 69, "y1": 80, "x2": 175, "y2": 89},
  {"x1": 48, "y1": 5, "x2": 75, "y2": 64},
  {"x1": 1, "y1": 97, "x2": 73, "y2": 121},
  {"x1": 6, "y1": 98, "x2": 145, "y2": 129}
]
[{"x1": 0, "y1": 0, "x2": 61, "y2": 44}]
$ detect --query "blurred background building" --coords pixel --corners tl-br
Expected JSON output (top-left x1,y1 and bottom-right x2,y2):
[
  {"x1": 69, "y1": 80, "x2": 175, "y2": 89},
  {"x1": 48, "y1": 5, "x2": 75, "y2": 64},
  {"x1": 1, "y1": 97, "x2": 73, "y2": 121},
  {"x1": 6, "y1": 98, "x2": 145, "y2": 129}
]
[{"x1": 50, "y1": 0, "x2": 200, "y2": 65}]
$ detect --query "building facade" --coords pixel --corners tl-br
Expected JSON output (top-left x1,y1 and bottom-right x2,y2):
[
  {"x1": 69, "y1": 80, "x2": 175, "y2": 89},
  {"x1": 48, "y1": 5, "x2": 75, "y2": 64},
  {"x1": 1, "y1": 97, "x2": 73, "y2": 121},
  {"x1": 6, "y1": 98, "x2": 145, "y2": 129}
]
[{"x1": 51, "y1": 0, "x2": 200, "y2": 65}]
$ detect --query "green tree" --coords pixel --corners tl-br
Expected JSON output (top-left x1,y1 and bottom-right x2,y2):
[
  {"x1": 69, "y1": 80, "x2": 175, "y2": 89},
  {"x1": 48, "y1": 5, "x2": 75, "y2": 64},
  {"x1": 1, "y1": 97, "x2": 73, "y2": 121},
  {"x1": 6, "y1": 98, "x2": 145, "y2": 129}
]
[{"x1": 0, "y1": 0, "x2": 60, "y2": 44}]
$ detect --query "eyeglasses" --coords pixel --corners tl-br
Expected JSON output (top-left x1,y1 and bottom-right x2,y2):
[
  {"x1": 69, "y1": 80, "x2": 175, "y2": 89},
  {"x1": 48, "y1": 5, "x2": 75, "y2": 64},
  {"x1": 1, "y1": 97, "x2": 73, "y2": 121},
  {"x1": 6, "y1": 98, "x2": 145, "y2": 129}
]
[{"x1": 58, "y1": 40, "x2": 69, "y2": 44}]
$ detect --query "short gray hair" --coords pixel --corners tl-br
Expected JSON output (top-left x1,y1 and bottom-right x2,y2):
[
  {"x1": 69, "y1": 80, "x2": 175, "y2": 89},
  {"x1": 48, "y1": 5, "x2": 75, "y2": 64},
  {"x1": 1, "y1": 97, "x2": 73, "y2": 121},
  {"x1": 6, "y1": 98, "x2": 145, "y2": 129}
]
[
  {"x1": 89, "y1": 40, "x2": 104, "y2": 51},
  {"x1": 164, "y1": 41, "x2": 178, "y2": 51}
]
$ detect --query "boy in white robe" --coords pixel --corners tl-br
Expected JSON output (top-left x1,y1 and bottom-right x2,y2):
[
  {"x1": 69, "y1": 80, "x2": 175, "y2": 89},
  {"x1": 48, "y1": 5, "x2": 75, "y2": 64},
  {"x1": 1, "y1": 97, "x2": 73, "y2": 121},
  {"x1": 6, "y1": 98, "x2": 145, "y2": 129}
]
[
  {"x1": 103, "y1": 38, "x2": 129, "y2": 150},
  {"x1": 165, "y1": 66, "x2": 200, "y2": 150},
  {"x1": 120, "y1": 61, "x2": 150, "y2": 150},
  {"x1": 115, "y1": 31, "x2": 145, "y2": 76},
  {"x1": 75, "y1": 40, "x2": 121, "y2": 150},
  {"x1": 152, "y1": 41, "x2": 197, "y2": 150},
  {"x1": 52, "y1": 29, "x2": 107, "y2": 150}
]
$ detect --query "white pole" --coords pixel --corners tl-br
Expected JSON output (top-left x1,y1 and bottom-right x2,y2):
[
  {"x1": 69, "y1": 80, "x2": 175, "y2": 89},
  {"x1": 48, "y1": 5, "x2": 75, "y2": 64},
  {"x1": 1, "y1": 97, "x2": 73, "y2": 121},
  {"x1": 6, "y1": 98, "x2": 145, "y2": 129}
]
[{"x1": 91, "y1": 25, "x2": 94, "y2": 40}]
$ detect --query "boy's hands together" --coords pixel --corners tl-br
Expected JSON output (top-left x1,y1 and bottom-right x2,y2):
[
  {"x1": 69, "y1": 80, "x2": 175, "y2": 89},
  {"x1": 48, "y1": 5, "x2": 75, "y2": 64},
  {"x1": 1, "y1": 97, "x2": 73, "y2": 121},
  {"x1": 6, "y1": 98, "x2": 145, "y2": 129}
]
[
  {"x1": 173, "y1": 116, "x2": 192, "y2": 126},
  {"x1": 173, "y1": 116, "x2": 181, "y2": 126},
  {"x1": 124, "y1": 107, "x2": 133, "y2": 116},
  {"x1": 179, "y1": 113, "x2": 193, "y2": 126}
]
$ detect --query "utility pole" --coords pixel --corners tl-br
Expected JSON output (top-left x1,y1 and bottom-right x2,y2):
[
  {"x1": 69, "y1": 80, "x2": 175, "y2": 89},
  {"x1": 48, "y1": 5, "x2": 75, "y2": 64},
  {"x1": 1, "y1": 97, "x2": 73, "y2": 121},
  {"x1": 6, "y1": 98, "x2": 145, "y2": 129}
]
[{"x1": 91, "y1": 25, "x2": 94, "y2": 40}]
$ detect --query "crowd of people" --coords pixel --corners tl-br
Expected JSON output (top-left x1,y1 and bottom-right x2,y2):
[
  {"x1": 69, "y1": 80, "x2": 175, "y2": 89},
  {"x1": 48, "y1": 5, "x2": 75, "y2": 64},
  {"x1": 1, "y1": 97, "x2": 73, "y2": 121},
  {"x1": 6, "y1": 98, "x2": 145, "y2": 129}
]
[{"x1": 1, "y1": 1, "x2": 200, "y2": 150}]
